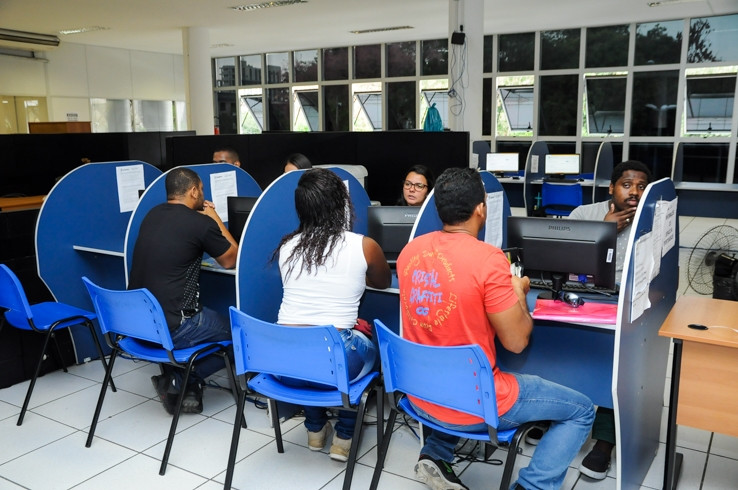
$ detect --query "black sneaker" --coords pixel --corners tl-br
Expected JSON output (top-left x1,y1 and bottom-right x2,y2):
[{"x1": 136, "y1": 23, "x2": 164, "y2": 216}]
[
  {"x1": 182, "y1": 381, "x2": 204, "y2": 414},
  {"x1": 414, "y1": 454, "x2": 469, "y2": 490},
  {"x1": 151, "y1": 375, "x2": 177, "y2": 415},
  {"x1": 579, "y1": 447, "x2": 611, "y2": 480},
  {"x1": 524, "y1": 422, "x2": 550, "y2": 446}
]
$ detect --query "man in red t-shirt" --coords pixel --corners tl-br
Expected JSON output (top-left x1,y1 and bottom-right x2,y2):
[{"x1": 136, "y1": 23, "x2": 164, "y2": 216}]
[{"x1": 397, "y1": 168, "x2": 594, "y2": 490}]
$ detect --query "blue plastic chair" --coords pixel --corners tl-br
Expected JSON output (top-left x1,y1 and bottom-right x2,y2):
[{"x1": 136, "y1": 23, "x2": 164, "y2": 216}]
[
  {"x1": 541, "y1": 181, "x2": 582, "y2": 217},
  {"x1": 82, "y1": 277, "x2": 238, "y2": 476},
  {"x1": 370, "y1": 319, "x2": 537, "y2": 490},
  {"x1": 0, "y1": 264, "x2": 113, "y2": 426},
  {"x1": 225, "y1": 307, "x2": 383, "y2": 490}
]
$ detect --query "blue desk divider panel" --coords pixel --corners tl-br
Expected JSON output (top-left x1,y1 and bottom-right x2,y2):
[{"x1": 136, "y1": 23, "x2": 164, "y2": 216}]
[
  {"x1": 236, "y1": 167, "x2": 370, "y2": 323},
  {"x1": 412, "y1": 171, "x2": 511, "y2": 247},
  {"x1": 124, "y1": 163, "x2": 261, "y2": 320},
  {"x1": 36, "y1": 161, "x2": 163, "y2": 363},
  {"x1": 593, "y1": 141, "x2": 614, "y2": 203},
  {"x1": 523, "y1": 140, "x2": 549, "y2": 215}
]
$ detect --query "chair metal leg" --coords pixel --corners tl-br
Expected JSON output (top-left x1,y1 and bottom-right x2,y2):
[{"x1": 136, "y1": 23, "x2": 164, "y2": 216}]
[
  {"x1": 86, "y1": 320, "x2": 116, "y2": 393},
  {"x1": 500, "y1": 423, "x2": 535, "y2": 490},
  {"x1": 86, "y1": 348, "x2": 120, "y2": 446},
  {"x1": 224, "y1": 389, "x2": 247, "y2": 490},
  {"x1": 221, "y1": 352, "x2": 246, "y2": 428},
  {"x1": 369, "y1": 408, "x2": 398, "y2": 490},
  {"x1": 159, "y1": 359, "x2": 196, "y2": 475},
  {"x1": 17, "y1": 329, "x2": 55, "y2": 425},
  {"x1": 50, "y1": 331, "x2": 68, "y2": 373},
  {"x1": 268, "y1": 399, "x2": 284, "y2": 453},
  {"x1": 343, "y1": 390, "x2": 370, "y2": 490},
  {"x1": 375, "y1": 385, "x2": 384, "y2": 449}
]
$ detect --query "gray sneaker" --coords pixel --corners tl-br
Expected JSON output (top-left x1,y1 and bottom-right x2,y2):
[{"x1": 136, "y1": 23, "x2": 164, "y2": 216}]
[{"x1": 414, "y1": 454, "x2": 469, "y2": 490}]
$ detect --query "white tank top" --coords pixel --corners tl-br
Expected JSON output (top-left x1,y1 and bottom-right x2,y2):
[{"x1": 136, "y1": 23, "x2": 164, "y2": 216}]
[{"x1": 277, "y1": 231, "x2": 367, "y2": 330}]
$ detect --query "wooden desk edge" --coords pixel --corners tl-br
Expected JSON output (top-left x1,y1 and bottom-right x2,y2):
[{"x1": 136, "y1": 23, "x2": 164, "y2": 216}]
[{"x1": 658, "y1": 296, "x2": 738, "y2": 349}]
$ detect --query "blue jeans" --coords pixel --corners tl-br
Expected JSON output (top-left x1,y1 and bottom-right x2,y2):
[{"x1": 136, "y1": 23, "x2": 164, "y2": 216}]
[
  {"x1": 165, "y1": 306, "x2": 232, "y2": 388},
  {"x1": 289, "y1": 328, "x2": 376, "y2": 439},
  {"x1": 414, "y1": 373, "x2": 594, "y2": 490}
]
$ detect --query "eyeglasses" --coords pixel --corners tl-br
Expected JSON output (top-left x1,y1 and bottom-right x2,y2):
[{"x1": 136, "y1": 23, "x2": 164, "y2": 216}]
[{"x1": 403, "y1": 180, "x2": 428, "y2": 191}]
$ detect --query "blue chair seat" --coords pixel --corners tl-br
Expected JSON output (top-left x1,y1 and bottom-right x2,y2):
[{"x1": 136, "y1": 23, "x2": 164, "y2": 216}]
[
  {"x1": 248, "y1": 372, "x2": 378, "y2": 407},
  {"x1": 4, "y1": 301, "x2": 96, "y2": 331},
  {"x1": 117, "y1": 337, "x2": 232, "y2": 364}
]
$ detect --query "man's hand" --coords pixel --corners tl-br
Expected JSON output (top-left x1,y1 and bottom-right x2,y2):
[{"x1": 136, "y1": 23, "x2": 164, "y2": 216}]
[
  {"x1": 200, "y1": 200, "x2": 220, "y2": 221},
  {"x1": 605, "y1": 202, "x2": 636, "y2": 232}
]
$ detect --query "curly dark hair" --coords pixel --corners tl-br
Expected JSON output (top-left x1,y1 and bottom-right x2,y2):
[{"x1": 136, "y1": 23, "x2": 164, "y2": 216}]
[
  {"x1": 611, "y1": 160, "x2": 653, "y2": 184},
  {"x1": 434, "y1": 167, "x2": 485, "y2": 225},
  {"x1": 273, "y1": 168, "x2": 355, "y2": 278}
]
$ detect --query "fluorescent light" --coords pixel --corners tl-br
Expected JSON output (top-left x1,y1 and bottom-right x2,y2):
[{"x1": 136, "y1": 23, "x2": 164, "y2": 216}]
[
  {"x1": 231, "y1": 0, "x2": 307, "y2": 11},
  {"x1": 59, "y1": 26, "x2": 110, "y2": 35},
  {"x1": 350, "y1": 26, "x2": 414, "y2": 34},
  {"x1": 647, "y1": 0, "x2": 703, "y2": 6}
]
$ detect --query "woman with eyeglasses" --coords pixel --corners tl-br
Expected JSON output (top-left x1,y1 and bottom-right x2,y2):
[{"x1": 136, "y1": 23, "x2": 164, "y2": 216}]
[{"x1": 397, "y1": 164, "x2": 435, "y2": 206}]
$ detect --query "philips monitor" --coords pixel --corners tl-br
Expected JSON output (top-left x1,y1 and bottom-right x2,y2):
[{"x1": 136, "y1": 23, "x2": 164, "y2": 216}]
[
  {"x1": 367, "y1": 206, "x2": 419, "y2": 265},
  {"x1": 507, "y1": 216, "x2": 617, "y2": 295},
  {"x1": 544, "y1": 154, "x2": 580, "y2": 179},
  {"x1": 486, "y1": 153, "x2": 519, "y2": 177},
  {"x1": 227, "y1": 196, "x2": 258, "y2": 243}
]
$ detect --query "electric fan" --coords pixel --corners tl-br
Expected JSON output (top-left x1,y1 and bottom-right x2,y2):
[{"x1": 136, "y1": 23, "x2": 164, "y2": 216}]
[{"x1": 686, "y1": 225, "x2": 738, "y2": 298}]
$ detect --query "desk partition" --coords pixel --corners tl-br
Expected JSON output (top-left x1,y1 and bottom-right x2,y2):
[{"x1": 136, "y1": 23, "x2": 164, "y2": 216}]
[{"x1": 36, "y1": 161, "x2": 163, "y2": 362}]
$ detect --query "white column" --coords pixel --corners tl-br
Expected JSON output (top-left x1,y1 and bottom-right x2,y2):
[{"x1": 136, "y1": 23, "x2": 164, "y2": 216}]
[
  {"x1": 448, "y1": 0, "x2": 484, "y2": 166},
  {"x1": 182, "y1": 27, "x2": 214, "y2": 135}
]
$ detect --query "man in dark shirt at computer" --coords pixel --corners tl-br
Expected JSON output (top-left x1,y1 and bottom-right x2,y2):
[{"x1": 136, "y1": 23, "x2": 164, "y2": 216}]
[
  {"x1": 527, "y1": 160, "x2": 653, "y2": 479},
  {"x1": 213, "y1": 146, "x2": 241, "y2": 167},
  {"x1": 129, "y1": 167, "x2": 238, "y2": 414}
]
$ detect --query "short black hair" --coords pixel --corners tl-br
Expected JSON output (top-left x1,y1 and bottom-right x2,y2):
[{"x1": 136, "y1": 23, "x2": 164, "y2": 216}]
[
  {"x1": 284, "y1": 153, "x2": 312, "y2": 170},
  {"x1": 434, "y1": 167, "x2": 485, "y2": 225},
  {"x1": 611, "y1": 160, "x2": 652, "y2": 185},
  {"x1": 166, "y1": 167, "x2": 200, "y2": 199},
  {"x1": 213, "y1": 146, "x2": 239, "y2": 161}
]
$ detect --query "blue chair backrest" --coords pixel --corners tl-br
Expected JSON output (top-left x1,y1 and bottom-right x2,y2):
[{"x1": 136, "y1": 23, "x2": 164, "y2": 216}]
[
  {"x1": 541, "y1": 182, "x2": 582, "y2": 210},
  {"x1": 229, "y1": 307, "x2": 350, "y2": 394},
  {"x1": 82, "y1": 277, "x2": 174, "y2": 351},
  {"x1": 374, "y1": 319, "x2": 499, "y2": 427},
  {"x1": 0, "y1": 264, "x2": 34, "y2": 321}
]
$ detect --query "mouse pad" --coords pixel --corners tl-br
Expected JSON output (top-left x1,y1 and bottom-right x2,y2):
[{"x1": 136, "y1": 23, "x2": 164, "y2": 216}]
[{"x1": 533, "y1": 299, "x2": 618, "y2": 325}]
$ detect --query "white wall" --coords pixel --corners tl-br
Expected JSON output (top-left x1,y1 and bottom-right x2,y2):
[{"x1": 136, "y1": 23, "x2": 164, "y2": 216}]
[{"x1": 0, "y1": 42, "x2": 184, "y2": 122}]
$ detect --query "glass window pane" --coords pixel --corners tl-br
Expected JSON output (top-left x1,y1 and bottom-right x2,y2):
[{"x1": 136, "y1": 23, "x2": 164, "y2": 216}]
[
  {"x1": 482, "y1": 78, "x2": 492, "y2": 135},
  {"x1": 538, "y1": 75, "x2": 578, "y2": 136},
  {"x1": 586, "y1": 25, "x2": 629, "y2": 68},
  {"x1": 498, "y1": 33, "x2": 535, "y2": 72},
  {"x1": 215, "y1": 90, "x2": 238, "y2": 134},
  {"x1": 540, "y1": 29, "x2": 580, "y2": 70},
  {"x1": 688, "y1": 14, "x2": 738, "y2": 63},
  {"x1": 682, "y1": 143, "x2": 729, "y2": 182},
  {"x1": 266, "y1": 52, "x2": 289, "y2": 84},
  {"x1": 421, "y1": 39, "x2": 448, "y2": 76},
  {"x1": 132, "y1": 100, "x2": 174, "y2": 132},
  {"x1": 323, "y1": 47, "x2": 348, "y2": 81},
  {"x1": 387, "y1": 41, "x2": 416, "y2": 78},
  {"x1": 239, "y1": 89, "x2": 263, "y2": 134},
  {"x1": 386, "y1": 81, "x2": 416, "y2": 129},
  {"x1": 91, "y1": 98, "x2": 132, "y2": 132},
  {"x1": 293, "y1": 89, "x2": 319, "y2": 131},
  {"x1": 498, "y1": 86, "x2": 534, "y2": 132},
  {"x1": 294, "y1": 49, "x2": 318, "y2": 83},
  {"x1": 585, "y1": 77, "x2": 626, "y2": 134},
  {"x1": 685, "y1": 75, "x2": 736, "y2": 132},
  {"x1": 239, "y1": 55, "x2": 262, "y2": 85},
  {"x1": 214, "y1": 57, "x2": 237, "y2": 87},
  {"x1": 483, "y1": 35, "x2": 494, "y2": 73},
  {"x1": 628, "y1": 143, "x2": 672, "y2": 181},
  {"x1": 581, "y1": 142, "x2": 602, "y2": 175},
  {"x1": 354, "y1": 44, "x2": 381, "y2": 79},
  {"x1": 266, "y1": 87, "x2": 290, "y2": 130},
  {"x1": 323, "y1": 84, "x2": 349, "y2": 131},
  {"x1": 353, "y1": 87, "x2": 382, "y2": 131},
  {"x1": 630, "y1": 70, "x2": 679, "y2": 136},
  {"x1": 635, "y1": 21, "x2": 683, "y2": 65}
]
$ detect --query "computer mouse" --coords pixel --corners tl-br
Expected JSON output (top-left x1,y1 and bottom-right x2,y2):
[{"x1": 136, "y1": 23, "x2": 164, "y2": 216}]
[{"x1": 559, "y1": 291, "x2": 585, "y2": 308}]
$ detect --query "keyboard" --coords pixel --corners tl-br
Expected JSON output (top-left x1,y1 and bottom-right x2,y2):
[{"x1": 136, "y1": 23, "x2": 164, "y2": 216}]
[{"x1": 529, "y1": 279, "x2": 619, "y2": 296}]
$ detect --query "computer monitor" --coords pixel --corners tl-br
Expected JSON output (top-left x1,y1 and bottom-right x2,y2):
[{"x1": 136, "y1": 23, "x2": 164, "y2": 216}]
[
  {"x1": 227, "y1": 196, "x2": 258, "y2": 243},
  {"x1": 367, "y1": 206, "x2": 419, "y2": 265},
  {"x1": 507, "y1": 216, "x2": 617, "y2": 295},
  {"x1": 486, "y1": 153, "x2": 519, "y2": 177},
  {"x1": 544, "y1": 154, "x2": 580, "y2": 179}
]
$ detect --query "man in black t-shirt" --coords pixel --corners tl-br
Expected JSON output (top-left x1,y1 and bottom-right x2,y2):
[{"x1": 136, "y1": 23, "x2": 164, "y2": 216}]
[{"x1": 129, "y1": 167, "x2": 238, "y2": 414}]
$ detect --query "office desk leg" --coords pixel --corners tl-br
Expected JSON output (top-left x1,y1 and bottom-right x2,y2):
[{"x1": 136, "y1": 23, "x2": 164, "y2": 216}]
[{"x1": 664, "y1": 339, "x2": 683, "y2": 490}]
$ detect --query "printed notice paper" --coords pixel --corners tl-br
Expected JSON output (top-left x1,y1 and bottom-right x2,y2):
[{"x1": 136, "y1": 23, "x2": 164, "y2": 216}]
[
  {"x1": 484, "y1": 191, "x2": 504, "y2": 248},
  {"x1": 116, "y1": 164, "x2": 145, "y2": 213},
  {"x1": 210, "y1": 171, "x2": 238, "y2": 222}
]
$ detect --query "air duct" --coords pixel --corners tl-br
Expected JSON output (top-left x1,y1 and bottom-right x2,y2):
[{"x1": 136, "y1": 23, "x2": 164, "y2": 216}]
[{"x1": 0, "y1": 28, "x2": 60, "y2": 51}]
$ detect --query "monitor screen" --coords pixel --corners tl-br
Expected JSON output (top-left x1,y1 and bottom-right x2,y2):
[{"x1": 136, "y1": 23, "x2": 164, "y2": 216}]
[
  {"x1": 486, "y1": 153, "x2": 519, "y2": 176},
  {"x1": 507, "y1": 216, "x2": 617, "y2": 292},
  {"x1": 367, "y1": 206, "x2": 419, "y2": 264},
  {"x1": 227, "y1": 196, "x2": 258, "y2": 243},
  {"x1": 544, "y1": 154, "x2": 580, "y2": 176}
]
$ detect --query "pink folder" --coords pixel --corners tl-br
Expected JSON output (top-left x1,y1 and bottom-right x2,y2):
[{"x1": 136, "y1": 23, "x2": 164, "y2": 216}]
[{"x1": 533, "y1": 299, "x2": 618, "y2": 325}]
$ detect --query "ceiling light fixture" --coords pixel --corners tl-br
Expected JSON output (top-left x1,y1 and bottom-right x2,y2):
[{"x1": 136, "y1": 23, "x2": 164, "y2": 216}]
[
  {"x1": 211, "y1": 43, "x2": 235, "y2": 48},
  {"x1": 350, "y1": 26, "x2": 414, "y2": 34},
  {"x1": 231, "y1": 0, "x2": 307, "y2": 11},
  {"x1": 647, "y1": 0, "x2": 703, "y2": 6},
  {"x1": 59, "y1": 26, "x2": 110, "y2": 35}
]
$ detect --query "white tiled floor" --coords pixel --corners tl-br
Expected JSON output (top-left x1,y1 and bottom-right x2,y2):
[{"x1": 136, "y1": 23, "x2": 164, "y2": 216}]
[{"x1": 1, "y1": 215, "x2": 737, "y2": 489}]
